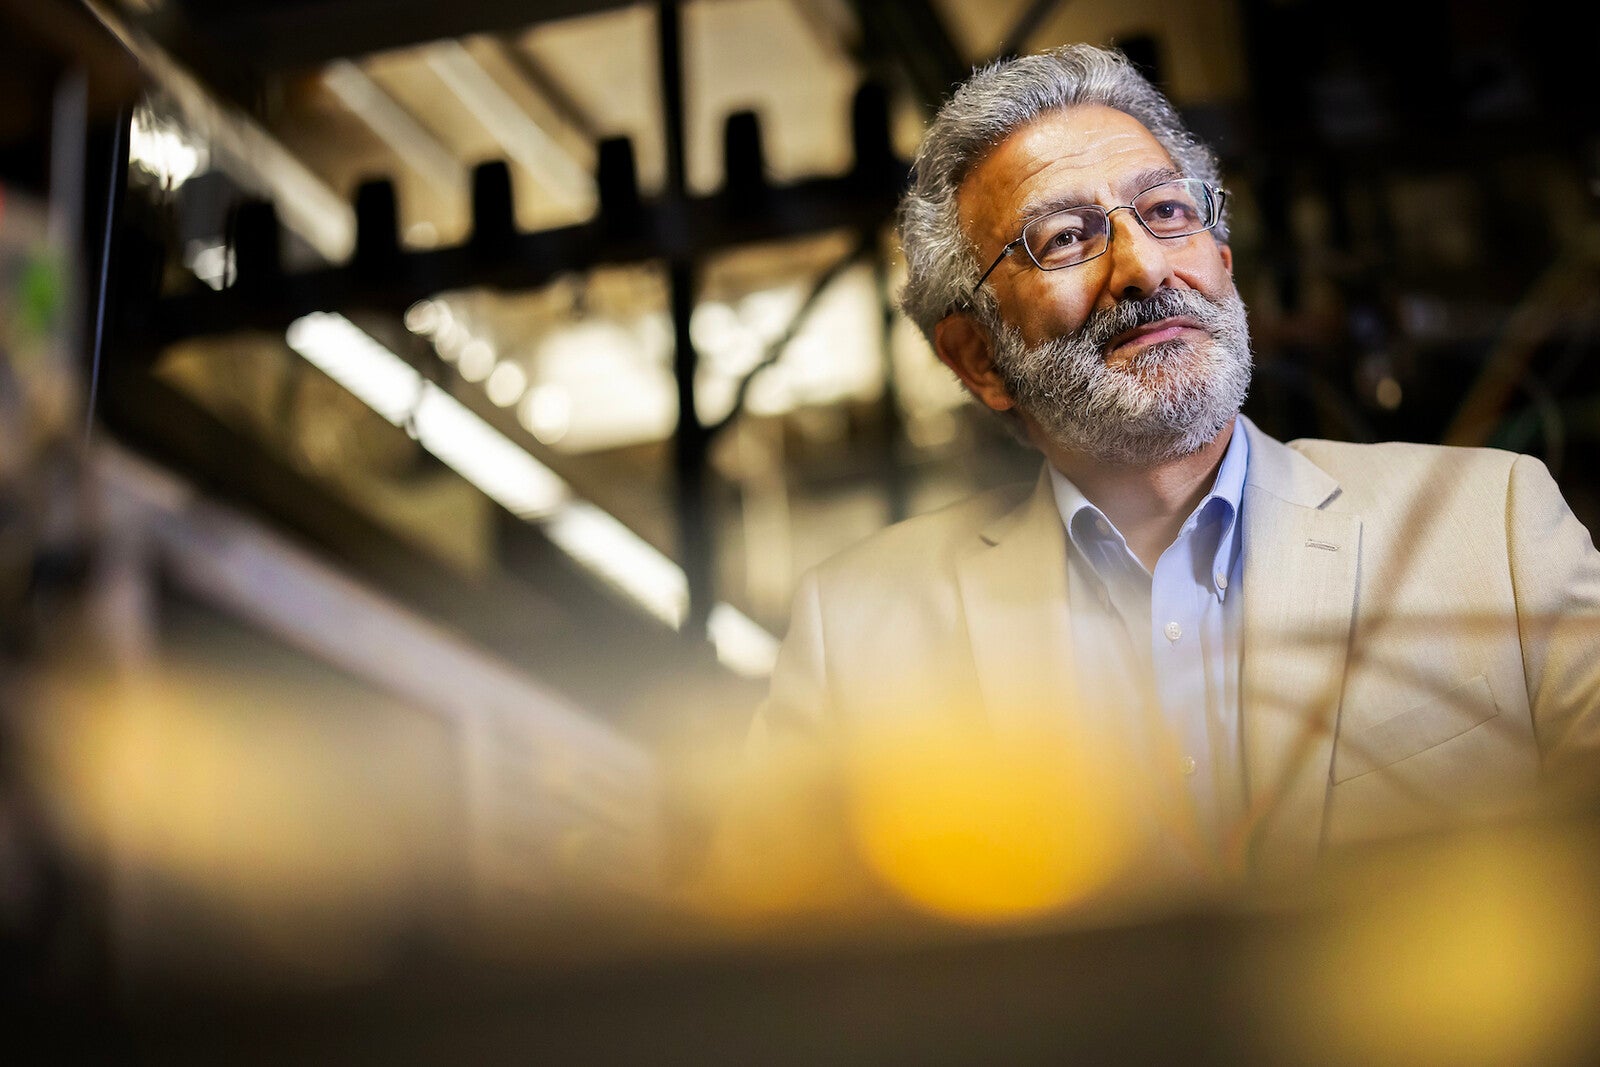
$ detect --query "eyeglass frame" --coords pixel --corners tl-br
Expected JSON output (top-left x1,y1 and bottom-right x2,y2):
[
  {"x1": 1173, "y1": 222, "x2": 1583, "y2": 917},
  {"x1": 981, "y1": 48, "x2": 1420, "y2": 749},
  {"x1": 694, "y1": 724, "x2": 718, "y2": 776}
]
[{"x1": 962, "y1": 177, "x2": 1228, "y2": 308}]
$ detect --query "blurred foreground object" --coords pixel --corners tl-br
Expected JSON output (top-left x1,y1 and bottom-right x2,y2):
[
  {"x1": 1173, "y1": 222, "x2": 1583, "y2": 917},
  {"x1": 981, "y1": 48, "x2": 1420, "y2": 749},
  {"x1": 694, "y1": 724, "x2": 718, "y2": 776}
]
[
  {"x1": 28, "y1": 801, "x2": 1600, "y2": 1065},
  {"x1": 22, "y1": 445, "x2": 665, "y2": 997},
  {"x1": 1249, "y1": 822, "x2": 1600, "y2": 1067},
  {"x1": 0, "y1": 179, "x2": 91, "y2": 1007},
  {"x1": 704, "y1": 708, "x2": 1179, "y2": 928}
]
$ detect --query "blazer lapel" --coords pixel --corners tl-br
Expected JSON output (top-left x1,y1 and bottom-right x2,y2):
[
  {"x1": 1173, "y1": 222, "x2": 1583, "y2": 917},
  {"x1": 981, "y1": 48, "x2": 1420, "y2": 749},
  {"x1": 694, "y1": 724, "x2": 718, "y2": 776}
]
[
  {"x1": 956, "y1": 467, "x2": 1080, "y2": 746},
  {"x1": 1235, "y1": 418, "x2": 1362, "y2": 875},
  {"x1": 951, "y1": 423, "x2": 1361, "y2": 874}
]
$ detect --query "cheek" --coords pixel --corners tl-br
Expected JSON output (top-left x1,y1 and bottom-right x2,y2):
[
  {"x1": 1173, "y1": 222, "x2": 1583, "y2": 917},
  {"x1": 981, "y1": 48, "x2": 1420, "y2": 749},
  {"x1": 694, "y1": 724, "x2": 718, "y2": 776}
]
[
  {"x1": 1002, "y1": 273, "x2": 1098, "y2": 347},
  {"x1": 1176, "y1": 242, "x2": 1235, "y2": 297},
  {"x1": 1192, "y1": 273, "x2": 1239, "y2": 310}
]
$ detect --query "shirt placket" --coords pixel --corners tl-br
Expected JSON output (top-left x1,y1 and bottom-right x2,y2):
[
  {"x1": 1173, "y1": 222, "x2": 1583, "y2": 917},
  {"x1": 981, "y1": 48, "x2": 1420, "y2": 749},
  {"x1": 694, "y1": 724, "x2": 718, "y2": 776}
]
[{"x1": 1152, "y1": 519, "x2": 1218, "y2": 837}]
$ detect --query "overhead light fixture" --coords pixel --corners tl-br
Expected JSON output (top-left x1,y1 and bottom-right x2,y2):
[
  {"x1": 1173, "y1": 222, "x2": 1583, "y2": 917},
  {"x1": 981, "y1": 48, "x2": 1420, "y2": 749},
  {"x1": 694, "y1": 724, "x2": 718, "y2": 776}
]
[
  {"x1": 286, "y1": 311, "x2": 565, "y2": 518},
  {"x1": 130, "y1": 104, "x2": 207, "y2": 190},
  {"x1": 403, "y1": 298, "x2": 443, "y2": 335},
  {"x1": 518, "y1": 385, "x2": 571, "y2": 444},
  {"x1": 457, "y1": 338, "x2": 496, "y2": 382},
  {"x1": 485, "y1": 362, "x2": 528, "y2": 408},
  {"x1": 533, "y1": 317, "x2": 677, "y2": 452},
  {"x1": 322, "y1": 59, "x2": 466, "y2": 198},
  {"x1": 707, "y1": 603, "x2": 780, "y2": 679},
  {"x1": 83, "y1": 1, "x2": 356, "y2": 260},
  {"x1": 423, "y1": 41, "x2": 595, "y2": 215},
  {"x1": 542, "y1": 502, "x2": 688, "y2": 629},
  {"x1": 185, "y1": 240, "x2": 233, "y2": 290},
  {"x1": 284, "y1": 312, "x2": 778, "y2": 675}
]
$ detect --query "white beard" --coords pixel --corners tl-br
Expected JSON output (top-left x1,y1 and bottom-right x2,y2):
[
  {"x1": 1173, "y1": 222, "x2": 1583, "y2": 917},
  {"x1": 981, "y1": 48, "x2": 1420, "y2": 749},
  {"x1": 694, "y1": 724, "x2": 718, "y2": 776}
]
[{"x1": 988, "y1": 285, "x2": 1254, "y2": 465}]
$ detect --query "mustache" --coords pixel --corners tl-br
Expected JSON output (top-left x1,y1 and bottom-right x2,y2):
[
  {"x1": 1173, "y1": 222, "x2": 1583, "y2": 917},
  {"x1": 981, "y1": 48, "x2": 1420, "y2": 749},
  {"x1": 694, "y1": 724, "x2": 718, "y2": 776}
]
[{"x1": 1073, "y1": 288, "x2": 1225, "y2": 352}]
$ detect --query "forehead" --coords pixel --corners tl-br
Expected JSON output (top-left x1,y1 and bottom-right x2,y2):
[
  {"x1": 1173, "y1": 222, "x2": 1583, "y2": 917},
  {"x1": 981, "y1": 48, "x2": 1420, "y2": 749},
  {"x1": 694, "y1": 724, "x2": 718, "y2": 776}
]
[{"x1": 957, "y1": 105, "x2": 1178, "y2": 240}]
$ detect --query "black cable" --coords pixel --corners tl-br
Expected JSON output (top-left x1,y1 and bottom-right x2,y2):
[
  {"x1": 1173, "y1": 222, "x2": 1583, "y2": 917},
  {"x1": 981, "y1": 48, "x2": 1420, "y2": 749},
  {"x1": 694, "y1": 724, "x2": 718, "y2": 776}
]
[{"x1": 84, "y1": 107, "x2": 130, "y2": 448}]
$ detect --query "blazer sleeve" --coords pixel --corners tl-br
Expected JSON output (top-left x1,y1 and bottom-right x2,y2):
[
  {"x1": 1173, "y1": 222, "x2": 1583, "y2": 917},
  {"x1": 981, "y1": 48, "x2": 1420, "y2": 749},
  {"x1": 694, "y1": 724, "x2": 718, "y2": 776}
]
[
  {"x1": 747, "y1": 567, "x2": 833, "y2": 759},
  {"x1": 1507, "y1": 453, "x2": 1600, "y2": 778},
  {"x1": 702, "y1": 570, "x2": 860, "y2": 906}
]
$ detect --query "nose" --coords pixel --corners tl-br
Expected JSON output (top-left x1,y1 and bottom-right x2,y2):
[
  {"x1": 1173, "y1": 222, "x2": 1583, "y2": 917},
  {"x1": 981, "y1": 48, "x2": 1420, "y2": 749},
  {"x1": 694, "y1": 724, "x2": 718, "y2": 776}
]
[{"x1": 1102, "y1": 205, "x2": 1175, "y2": 301}]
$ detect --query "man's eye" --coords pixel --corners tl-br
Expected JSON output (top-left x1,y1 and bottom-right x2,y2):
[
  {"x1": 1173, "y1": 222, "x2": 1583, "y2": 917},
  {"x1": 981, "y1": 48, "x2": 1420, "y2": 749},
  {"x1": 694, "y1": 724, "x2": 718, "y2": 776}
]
[
  {"x1": 1144, "y1": 200, "x2": 1200, "y2": 229},
  {"x1": 1027, "y1": 210, "x2": 1103, "y2": 262}
]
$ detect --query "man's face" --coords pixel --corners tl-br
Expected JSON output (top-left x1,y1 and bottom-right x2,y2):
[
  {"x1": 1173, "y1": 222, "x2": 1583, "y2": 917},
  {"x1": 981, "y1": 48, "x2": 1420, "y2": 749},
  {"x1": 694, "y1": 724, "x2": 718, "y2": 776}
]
[{"x1": 945, "y1": 105, "x2": 1251, "y2": 463}]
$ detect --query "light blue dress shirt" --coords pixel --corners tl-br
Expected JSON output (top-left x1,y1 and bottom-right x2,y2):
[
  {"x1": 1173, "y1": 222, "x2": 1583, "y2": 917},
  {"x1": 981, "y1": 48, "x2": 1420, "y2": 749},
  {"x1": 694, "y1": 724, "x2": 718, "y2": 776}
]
[{"x1": 1048, "y1": 423, "x2": 1249, "y2": 847}]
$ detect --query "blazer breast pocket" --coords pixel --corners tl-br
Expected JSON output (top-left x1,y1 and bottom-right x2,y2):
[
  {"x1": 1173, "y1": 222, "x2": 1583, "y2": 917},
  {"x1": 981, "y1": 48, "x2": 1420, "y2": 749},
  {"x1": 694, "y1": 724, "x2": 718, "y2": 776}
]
[{"x1": 1332, "y1": 675, "x2": 1501, "y2": 784}]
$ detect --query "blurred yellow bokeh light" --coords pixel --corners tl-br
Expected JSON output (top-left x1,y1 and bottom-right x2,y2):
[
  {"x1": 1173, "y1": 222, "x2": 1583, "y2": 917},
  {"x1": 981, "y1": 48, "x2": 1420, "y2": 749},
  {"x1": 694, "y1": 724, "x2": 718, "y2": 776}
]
[
  {"x1": 846, "y1": 720, "x2": 1134, "y2": 923},
  {"x1": 1265, "y1": 829, "x2": 1600, "y2": 1067}
]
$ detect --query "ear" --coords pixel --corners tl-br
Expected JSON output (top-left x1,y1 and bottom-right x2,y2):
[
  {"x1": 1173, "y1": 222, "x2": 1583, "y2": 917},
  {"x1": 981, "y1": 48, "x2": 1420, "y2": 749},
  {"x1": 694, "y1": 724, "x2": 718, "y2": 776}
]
[
  {"x1": 933, "y1": 313, "x2": 1015, "y2": 412},
  {"x1": 1217, "y1": 241, "x2": 1233, "y2": 275}
]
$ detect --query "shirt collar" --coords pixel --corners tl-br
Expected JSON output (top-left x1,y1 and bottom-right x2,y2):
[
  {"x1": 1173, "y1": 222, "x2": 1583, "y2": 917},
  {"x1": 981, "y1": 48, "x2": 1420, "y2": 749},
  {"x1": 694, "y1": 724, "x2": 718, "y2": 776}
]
[
  {"x1": 1047, "y1": 418, "x2": 1250, "y2": 598},
  {"x1": 1205, "y1": 420, "x2": 1249, "y2": 596}
]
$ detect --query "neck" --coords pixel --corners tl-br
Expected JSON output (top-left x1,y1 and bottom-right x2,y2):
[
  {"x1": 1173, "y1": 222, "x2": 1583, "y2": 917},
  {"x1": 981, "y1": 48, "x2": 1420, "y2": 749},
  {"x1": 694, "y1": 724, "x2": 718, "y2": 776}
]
[{"x1": 1039, "y1": 418, "x2": 1237, "y2": 572}]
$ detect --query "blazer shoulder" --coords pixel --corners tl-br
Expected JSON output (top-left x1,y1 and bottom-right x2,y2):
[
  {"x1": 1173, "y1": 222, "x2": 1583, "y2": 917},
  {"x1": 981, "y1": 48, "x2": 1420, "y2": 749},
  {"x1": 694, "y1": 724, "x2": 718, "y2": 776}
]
[
  {"x1": 1285, "y1": 436, "x2": 1524, "y2": 503},
  {"x1": 808, "y1": 480, "x2": 1034, "y2": 588},
  {"x1": 1287, "y1": 435, "x2": 1521, "y2": 472}
]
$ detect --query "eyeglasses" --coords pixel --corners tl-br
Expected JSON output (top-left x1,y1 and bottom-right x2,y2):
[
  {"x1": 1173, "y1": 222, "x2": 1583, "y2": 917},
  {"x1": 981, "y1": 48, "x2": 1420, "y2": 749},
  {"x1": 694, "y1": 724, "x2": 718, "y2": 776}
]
[{"x1": 966, "y1": 178, "x2": 1227, "y2": 304}]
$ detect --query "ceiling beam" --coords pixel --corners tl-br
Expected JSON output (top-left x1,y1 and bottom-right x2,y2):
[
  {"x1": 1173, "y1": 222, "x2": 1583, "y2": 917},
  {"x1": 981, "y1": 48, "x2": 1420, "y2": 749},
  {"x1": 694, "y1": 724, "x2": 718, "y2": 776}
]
[
  {"x1": 166, "y1": 0, "x2": 642, "y2": 71},
  {"x1": 484, "y1": 35, "x2": 600, "y2": 145},
  {"x1": 321, "y1": 60, "x2": 468, "y2": 199},
  {"x1": 422, "y1": 40, "x2": 595, "y2": 215},
  {"x1": 842, "y1": 0, "x2": 967, "y2": 114},
  {"x1": 82, "y1": 0, "x2": 357, "y2": 261}
]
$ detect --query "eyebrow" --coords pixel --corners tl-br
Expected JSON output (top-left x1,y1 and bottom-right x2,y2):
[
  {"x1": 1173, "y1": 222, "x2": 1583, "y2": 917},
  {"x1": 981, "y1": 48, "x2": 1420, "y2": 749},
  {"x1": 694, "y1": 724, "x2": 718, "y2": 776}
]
[{"x1": 1014, "y1": 165, "x2": 1184, "y2": 225}]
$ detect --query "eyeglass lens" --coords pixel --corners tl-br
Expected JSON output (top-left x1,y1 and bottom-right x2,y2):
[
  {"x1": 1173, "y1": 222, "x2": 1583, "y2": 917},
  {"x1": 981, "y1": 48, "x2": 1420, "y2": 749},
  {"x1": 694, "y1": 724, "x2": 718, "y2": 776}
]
[{"x1": 1022, "y1": 179, "x2": 1217, "y2": 271}]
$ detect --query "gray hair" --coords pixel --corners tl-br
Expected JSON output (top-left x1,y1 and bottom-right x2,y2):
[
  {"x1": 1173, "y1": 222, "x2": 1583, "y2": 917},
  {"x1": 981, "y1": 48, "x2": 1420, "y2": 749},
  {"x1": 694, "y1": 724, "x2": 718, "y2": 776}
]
[{"x1": 896, "y1": 44, "x2": 1226, "y2": 344}]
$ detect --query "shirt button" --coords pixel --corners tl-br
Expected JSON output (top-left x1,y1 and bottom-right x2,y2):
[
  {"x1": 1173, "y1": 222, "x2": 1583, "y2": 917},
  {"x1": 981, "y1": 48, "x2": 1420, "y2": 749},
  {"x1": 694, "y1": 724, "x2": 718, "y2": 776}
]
[
  {"x1": 1215, "y1": 572, "x2": 1228, "y2": 590},
  {"x1": 1180, "y1": 755, "x2": 1197, "y2": 776},
  {"x1": 1164, "y1": 621, "x2": 1182, "y2": 642}
]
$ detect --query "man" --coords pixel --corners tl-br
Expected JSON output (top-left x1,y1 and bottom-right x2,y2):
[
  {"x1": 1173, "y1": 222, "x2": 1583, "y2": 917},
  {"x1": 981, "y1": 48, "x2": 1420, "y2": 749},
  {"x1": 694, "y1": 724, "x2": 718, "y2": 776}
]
[{"x1": 751, "y1": 45, "x2": 1600, "y2": 882}]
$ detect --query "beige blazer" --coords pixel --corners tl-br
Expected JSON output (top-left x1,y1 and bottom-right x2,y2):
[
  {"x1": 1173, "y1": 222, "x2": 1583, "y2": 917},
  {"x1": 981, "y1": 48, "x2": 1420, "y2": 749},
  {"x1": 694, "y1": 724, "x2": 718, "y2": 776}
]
[{"x1": 756, "y1": 416, "x2": 1600, "y2": 875}]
